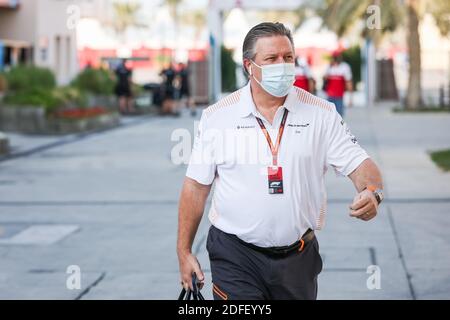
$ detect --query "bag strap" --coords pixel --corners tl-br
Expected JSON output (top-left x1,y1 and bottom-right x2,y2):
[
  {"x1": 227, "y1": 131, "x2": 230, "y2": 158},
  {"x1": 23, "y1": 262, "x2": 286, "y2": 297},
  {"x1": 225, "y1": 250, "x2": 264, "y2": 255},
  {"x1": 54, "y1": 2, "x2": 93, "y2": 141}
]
[
  {"x1": 177, "y1": 273, "x2": 205, "y2": 300},
  {"x1": 178, "y1": 288, "x2": 186, "y2": 300}
]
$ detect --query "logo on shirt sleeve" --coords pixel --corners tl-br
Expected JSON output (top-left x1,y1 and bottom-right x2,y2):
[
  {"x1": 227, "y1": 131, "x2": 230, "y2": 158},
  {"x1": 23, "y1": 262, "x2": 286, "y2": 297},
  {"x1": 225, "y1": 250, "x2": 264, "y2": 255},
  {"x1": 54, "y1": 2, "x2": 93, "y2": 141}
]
[{"x1": 341, "y1": 120, "x2": 358, "y2": 144}]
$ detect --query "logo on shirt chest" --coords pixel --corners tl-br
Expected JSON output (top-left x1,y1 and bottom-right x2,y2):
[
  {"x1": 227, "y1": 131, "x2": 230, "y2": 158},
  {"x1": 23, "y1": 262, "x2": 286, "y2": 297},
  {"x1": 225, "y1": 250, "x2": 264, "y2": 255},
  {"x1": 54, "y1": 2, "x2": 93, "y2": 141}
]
[
  {"x1": 288, "y1": 123, "x2": 310, "y2": 134},
  {"x1": 287, "y1": 123, "x2": 310, "y2": 128},
  {"x1": 236, "y1": 125, "x2": 256, "y2": 129}
]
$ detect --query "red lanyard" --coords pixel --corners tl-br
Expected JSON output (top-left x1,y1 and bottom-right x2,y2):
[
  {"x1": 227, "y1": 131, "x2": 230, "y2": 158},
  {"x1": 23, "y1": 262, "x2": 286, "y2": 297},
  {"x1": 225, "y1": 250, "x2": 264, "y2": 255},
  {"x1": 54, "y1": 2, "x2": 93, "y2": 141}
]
[{"x1": 255, "y1": 109, "x2": 289, "y2": 167}]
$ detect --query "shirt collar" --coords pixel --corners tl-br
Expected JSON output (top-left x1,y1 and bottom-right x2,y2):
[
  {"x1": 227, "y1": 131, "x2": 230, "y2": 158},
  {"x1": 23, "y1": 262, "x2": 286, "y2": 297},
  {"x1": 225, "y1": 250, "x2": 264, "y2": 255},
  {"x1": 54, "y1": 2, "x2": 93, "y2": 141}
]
[{"x1": 239, "y1": 82, "x2": 298, "y2": 118}]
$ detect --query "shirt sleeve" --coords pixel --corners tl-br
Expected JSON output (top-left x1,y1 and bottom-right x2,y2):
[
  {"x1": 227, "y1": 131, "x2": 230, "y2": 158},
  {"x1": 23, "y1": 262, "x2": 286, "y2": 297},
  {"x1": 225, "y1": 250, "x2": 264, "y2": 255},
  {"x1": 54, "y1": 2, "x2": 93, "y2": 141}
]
[
  {"x1": 325, "y1": 106, "x2": 369, "y2": 176},
  {"x1": 343, "y1": 63, "x2": 352, "y2": 81},
  {"x1": 186, "y1": 111, "x2": 217, "y2": 185}
]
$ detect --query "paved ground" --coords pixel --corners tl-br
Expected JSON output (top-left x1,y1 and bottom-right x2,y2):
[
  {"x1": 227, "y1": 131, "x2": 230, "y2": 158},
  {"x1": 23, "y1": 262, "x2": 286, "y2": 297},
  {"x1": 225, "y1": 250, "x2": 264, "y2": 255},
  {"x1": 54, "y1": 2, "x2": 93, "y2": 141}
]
[{"x1": 0, "y1": 102, "x2": 449, "y2": 300}]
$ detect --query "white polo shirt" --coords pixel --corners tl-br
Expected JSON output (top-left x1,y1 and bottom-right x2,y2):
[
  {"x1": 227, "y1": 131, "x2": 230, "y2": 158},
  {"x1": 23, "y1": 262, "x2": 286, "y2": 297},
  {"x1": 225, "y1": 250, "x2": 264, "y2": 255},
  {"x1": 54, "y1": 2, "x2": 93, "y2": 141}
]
[{"x1": 186, "y1": 82, "x2": 369, "y2": 247}]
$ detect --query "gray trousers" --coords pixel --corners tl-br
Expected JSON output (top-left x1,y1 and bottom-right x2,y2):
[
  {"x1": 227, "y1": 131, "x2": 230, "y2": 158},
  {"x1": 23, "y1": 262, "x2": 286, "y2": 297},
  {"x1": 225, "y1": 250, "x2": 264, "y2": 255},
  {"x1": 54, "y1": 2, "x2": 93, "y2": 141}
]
[{"x1": 207, "y1": 225, "x2": 323, "y2": 300}]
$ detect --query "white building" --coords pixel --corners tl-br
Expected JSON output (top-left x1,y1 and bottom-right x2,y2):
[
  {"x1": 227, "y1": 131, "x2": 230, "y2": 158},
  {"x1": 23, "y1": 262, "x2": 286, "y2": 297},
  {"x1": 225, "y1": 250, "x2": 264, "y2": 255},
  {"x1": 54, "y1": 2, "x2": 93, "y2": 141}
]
[{"x1": 0, "y1": 0, "x2": 80, "y2": 85}]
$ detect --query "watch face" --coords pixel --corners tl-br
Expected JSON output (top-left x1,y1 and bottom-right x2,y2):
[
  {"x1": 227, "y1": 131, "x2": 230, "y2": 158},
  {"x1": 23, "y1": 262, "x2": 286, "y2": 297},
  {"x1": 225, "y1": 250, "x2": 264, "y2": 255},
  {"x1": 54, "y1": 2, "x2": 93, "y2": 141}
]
[{"x1": 375, "y1": 189, "x2": 384, "y2": 203}]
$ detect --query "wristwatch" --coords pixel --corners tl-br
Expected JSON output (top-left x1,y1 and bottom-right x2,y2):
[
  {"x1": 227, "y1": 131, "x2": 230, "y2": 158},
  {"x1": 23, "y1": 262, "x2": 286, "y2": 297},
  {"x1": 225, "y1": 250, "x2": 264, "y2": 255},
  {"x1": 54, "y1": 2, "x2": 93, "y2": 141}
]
[{"x1": 366, "y1": 185, "x2": 384, "y2": 205}]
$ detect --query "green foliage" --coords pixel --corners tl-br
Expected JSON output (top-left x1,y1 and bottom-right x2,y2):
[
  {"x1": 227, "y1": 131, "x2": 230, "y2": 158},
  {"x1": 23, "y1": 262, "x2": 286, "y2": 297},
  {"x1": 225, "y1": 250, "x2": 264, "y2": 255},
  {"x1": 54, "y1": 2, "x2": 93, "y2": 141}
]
[
  {"x1": 2, "y1": 65, "x2": 59, "y2": 112},
  {"x1": 430, "y1": 149, "x2": 450, "y2": 171},
  {"x1": 221, "y1": 46, "x2": 237, "y2": 92},
  {"x1": 3, "y1": 87, "x2": 62, "y2": 112},
  {"x1": 71, "y1": 68, "x2": 115, "y2": 95},
  {"x1": 4, "y1": 86, "x2": 88, "y2": 113},
  {"x1": 4, "y1": 65, "x2": 56, "y2": 92},
  {"x1": 132, "y1": 83, "x2": 144, "y2": 96},
  {"x1": 53, "y1": 87, "x2": 88, "y2": 108},
  {"x1": 297, "y1": 0, "x2": 403, "y2": 40},
  {"x1": 342, "y1": 46, "x2": 362, "y2": 86},
  {"x1": 428, "y1": 0, "x2": 450, "y2": 36},
  {"x1": 111, "y1": 1, "x2": 146, "y2": 37},
  {"x1": 2, "y1": 65, "x2": 112, "y2": 114},
  {"x1": 0, "y1": 73, "x2": 7, "y2": 92}
]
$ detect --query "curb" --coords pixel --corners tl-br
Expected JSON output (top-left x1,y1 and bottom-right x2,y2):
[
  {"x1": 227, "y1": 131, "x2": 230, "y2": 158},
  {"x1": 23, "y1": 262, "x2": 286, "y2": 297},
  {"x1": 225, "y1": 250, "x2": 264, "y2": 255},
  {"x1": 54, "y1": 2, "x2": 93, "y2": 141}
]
[{"x1": 0, "y1": 114, "x2": 157, "y2": 163}]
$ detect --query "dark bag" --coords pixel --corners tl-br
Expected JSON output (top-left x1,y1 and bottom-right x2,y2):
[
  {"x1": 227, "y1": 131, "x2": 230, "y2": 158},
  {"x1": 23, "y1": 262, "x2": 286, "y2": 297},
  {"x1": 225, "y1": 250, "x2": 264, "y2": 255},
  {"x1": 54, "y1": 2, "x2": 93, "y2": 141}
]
[{"x1": 177, "y1": 273, "x2": 205, "y2": 300}]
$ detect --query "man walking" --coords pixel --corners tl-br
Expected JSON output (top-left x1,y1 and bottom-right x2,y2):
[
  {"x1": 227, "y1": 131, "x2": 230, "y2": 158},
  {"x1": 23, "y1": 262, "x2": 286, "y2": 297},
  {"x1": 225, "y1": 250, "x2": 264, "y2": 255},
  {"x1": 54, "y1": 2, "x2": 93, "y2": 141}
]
[
  {"x1": 323, "y1": 50, "x2": 353, "y2": 117},
  {"x1": 177, "y1": 22, "x2": 383, "y2": 300}
]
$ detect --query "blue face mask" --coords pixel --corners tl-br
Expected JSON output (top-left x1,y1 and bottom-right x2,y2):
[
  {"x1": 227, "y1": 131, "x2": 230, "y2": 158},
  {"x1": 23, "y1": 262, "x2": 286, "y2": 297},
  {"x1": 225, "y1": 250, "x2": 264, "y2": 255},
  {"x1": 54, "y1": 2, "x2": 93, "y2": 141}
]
[{"x1": 250, "y1": 60, "x2": 295, "y2": 97}]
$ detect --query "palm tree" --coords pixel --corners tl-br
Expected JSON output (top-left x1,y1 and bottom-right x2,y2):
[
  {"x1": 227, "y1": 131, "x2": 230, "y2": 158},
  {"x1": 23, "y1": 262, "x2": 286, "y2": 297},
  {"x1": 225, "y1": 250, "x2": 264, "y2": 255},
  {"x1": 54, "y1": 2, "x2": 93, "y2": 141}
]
[
  {"x1": 428, "y1": 0, "x2": 450, "y2": 36},
  {"x1": 257, "y1": 11, "x2": 301, "y2": 28},
  {"x1": 165, "y1": 0, "x2": 183, "y2": 22},
  {"x1": 179, "y1": 10, "x2": 206, "y2": 47},
  {"x1": 405, "y1": 0, "x2": 422, "y2": 109},
  {"x1": 297, "y1": 0, "x2": 450, "y2": 109},
  {"x1": 108, "y1": 1, "x2": 147, "y2": 43},
  {"x1": 164, "y1": 0, "x2": 183, "y2": 54}
]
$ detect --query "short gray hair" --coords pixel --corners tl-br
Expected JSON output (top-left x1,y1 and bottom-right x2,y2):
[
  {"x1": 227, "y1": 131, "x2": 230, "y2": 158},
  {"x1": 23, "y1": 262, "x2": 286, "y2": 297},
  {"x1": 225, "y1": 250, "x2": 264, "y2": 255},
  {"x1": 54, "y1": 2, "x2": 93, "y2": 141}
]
[{"x1": 242, "y1": 22, "x2": 295, "y2": 62}]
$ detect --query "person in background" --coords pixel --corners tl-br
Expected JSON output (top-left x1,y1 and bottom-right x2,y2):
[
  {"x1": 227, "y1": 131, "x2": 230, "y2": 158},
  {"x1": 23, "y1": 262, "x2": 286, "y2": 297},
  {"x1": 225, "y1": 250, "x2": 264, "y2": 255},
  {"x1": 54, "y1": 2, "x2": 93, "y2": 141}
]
[
  {"x1": 115, "y1": 59, "x2": 135, "y2": 114},
  {"x1": 160, "y1": 62, "x2": 179, "y2": 116},
  {"x1": 293, "y1": 57, "x2": 314, "y2": 93},
  {"x1": 323, "y1": 50, "x2": 353, "y2": 117},
  {"x1": 176, "y1": 62, "x2": 196, "y2": 117}
]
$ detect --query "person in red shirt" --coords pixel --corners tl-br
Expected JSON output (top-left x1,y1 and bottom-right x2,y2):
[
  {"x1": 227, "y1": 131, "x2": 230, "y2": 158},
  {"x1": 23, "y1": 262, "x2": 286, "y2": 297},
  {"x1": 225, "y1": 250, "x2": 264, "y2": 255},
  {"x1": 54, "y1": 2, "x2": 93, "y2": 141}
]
[
  {"x1": 294, "y1": 57, "x2": 314, "y2": 93},
  {"x1": 323, "y1": 51, "x2": 353, "y2": 117}
]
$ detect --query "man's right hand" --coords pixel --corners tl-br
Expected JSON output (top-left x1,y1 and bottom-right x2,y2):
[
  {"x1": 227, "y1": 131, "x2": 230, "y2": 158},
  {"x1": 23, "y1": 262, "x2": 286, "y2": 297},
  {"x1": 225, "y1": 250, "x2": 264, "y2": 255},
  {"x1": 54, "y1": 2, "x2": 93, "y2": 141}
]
[
  {"x1": 177, "y1": 178, "x2": 211, "y2": 291},
  {"x1": 178, "y1": 251, "x2": 205, "y2": 291}
]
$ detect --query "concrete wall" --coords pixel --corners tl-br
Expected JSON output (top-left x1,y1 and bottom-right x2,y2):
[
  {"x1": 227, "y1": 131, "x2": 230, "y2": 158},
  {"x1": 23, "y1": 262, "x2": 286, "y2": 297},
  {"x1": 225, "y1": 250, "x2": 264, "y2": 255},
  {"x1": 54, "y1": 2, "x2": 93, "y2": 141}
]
[
  {"x1": 0, "y1": 0, "x2": 37, "y2": 43},
  {"x1": 0, "y1": 0, "x2": 79, "y2": 85},
  {"x1": 35, "y1": 0, "x2": 79, "y2": 85}
]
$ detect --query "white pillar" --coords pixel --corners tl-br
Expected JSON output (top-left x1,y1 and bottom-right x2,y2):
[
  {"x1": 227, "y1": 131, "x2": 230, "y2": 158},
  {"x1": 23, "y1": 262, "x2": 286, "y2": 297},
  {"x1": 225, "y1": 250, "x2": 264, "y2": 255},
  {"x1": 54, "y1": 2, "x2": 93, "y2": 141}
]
[
  {"x1": 207, "y1": 3, "x2": 223, "y2": 103},
  {"x1": 364, "y1": 38, "x2": 377, "y2": 107}
]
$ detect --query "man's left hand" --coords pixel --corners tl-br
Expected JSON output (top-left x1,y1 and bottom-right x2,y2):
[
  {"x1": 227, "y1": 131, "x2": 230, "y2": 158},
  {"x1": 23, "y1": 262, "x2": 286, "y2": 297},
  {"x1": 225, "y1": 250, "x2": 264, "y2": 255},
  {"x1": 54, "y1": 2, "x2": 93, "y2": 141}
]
[{"x1": 349, "y1": 189, "x2": 378, "y2": 221}]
